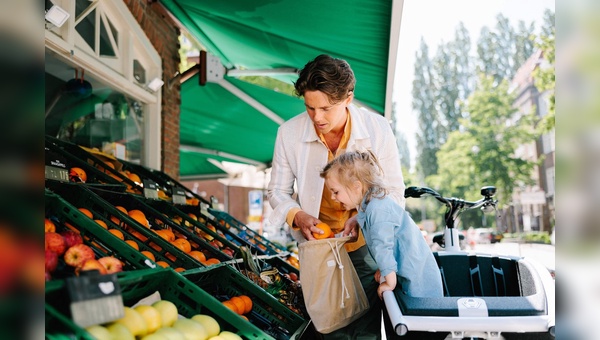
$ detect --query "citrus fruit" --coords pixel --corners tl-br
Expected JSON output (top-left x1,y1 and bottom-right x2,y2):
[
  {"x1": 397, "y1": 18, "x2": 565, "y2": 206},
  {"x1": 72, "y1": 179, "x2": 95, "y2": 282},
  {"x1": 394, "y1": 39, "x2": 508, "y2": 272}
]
[
  {"x1": 312, "y1": 222, "x2": 333, "y2": 239},
  {"x1": 222, "y1": 300, "x2": 239, "y2": 314},
  {"x1": 229, "y1": 297, "x2": 246, "y2": 315},
  {"x1": 108, "y1": 229, "x2": 125, "y2": 240},
  {"x1": 78, "y1": 208, "x2": 93, "y2": 219},
  {"x1": 140, "y1": 251, "x2": 155, "y2": 262},
  {"x1": 155, "y1": 261, "x2": 170, "y2": 268},
  {"x1": 94, "y1": 219, "x2": 108, "y2": 229},
  {"x1": 129, "y1": 210, "x2": 149, "y2": 228},
  {"x1": 171, "y1": 238, "x2": 191, "y2": 253},
  {"x1": 151, "y1": 300, "x2": 178, "y2": 328},
  {"x1": 134, "y1": 305, "x2": 162, "y2": 334},
  {"x1": 190, "y1": 314, "x2": 220, "y2": 337},
  {"x1": 45, "y1": 218, "x2": 56, "y2": 232},
  {"x1": 239, "y1": 295, "x2": 253, "y2": 314},
  {"x1": 125, "y1": 239, "x2": 139, "y2": 250},
  {"x1": 69, "y1": 167, "x2": 87, "y2": 183},
  {"x1": 188, "y1": 250, "x2": 207, "y2": 263}
]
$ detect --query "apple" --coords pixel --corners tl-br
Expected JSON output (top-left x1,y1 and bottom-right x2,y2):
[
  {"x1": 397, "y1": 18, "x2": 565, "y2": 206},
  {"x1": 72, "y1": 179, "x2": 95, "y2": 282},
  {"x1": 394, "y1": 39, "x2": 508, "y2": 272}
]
[
  {"x1": 134, "y1": 305, "x2": 162, "y2": 334},
  {"x1": 85, "y1": 325, "x2": 112, "y2": 340},
  {"x1": 209, "y1": 240, "x2": 223, "y2": 249},
  {"x1": 288, "y1": 272, "x2": 298, "y2": 282},
  {"x1": 172, "y1": 318, "x2": 207, "y2": 340},
  {"x1": 45, "y1": 232, "x2": 67, "y2": 255},
  {"x1": 45, "y1": 249, "x2": 59, "y2": 273},
  {"x1": 112, "y1": 306, "x2": 148, "y2": 337},
  {"x1": 191, "y1": 314, "x2": 220, "y2": 338},
  {"x1": 77, "y1": 259, "x2": 107, "y2": 276},
  {"x1": 45, "y1": 271, "x2": 52, "y2": 281},
  {"x1": 60, "y1": 230, "x2": 83, "y2": 248},
  {"x1": 154, "y1": 327, "x2": 186, "y2": 340},
  {"x1": 152, "y1": 300, "x2": 179, "y2": 327},
  {"x1": 221, "y1": 248, "x2": 234, "y2": 257},
  {"x1": 64, "y1": 244, "x2": 95, "y2": 268},
  {"x1": 98, "y1": 256, "x2": 124, "y2": 274},
  {"x1": 106, "y1": 322, "x2": 135, "y2": 340}
]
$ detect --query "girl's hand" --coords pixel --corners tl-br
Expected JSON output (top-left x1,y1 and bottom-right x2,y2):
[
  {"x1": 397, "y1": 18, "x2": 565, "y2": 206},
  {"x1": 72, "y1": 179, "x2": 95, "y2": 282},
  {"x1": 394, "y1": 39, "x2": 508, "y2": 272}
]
[
  {"x1": 342, "y1": 215, "x2": 359, "y2": 241},
  {"x1": 374, "y1": 269, "x2": 381, "y2": 283},
  {"x1": 377, "y1": 282, "x2": 394, "y2": 299}
]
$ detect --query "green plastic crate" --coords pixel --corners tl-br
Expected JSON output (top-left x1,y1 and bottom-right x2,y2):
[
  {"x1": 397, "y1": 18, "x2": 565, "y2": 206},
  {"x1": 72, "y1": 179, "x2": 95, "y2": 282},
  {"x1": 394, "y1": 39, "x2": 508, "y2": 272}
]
[
  {"x1": 209, "y1": 208, "x2": 287, "y2": 255},
  {"x1": 46, "y1": 267, "x2": 287, "y2": 340},
  {"x1": 46, "y1": 135, "x2": 144, "y2": 196},
  {"x1": 45, "y1": 189, "x2": 157, "y2": 278},
  {"x1": 46, "y1": 181, "x2": 207, "y2": 270},
  {"x1": 183, "y1": 265, "x2": 308, "y2": 339},
  {"x1": 45, "y1": 303, "x2": 94, "y2": 340}
]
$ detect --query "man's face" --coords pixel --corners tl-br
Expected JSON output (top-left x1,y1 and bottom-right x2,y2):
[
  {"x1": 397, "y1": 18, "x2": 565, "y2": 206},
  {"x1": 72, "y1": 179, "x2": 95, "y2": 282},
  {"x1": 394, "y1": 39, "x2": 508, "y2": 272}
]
[{"x1": 304, "y1": 90, "x2": 352, "y2": 135}]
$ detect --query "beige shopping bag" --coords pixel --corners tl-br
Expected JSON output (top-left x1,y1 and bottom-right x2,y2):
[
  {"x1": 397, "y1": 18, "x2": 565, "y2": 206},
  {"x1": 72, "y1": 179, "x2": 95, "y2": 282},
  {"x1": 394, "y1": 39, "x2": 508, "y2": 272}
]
[{"x1": 298, "y1": 236, "x2": 369, "y2": 334}]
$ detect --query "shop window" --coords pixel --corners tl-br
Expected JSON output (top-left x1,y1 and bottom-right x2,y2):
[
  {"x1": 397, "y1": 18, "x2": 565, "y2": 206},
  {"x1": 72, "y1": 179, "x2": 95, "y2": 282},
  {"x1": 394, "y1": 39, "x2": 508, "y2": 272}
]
[{"x1": 76, "y1": 8, "x2": 96, "y2": 51}]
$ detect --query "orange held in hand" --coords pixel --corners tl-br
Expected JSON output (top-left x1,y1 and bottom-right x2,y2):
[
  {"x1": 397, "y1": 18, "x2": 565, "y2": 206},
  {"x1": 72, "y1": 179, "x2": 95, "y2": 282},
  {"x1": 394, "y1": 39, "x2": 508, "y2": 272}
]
[{"x1": 312, "y1": 222, "x2": 333, "y2": 239}]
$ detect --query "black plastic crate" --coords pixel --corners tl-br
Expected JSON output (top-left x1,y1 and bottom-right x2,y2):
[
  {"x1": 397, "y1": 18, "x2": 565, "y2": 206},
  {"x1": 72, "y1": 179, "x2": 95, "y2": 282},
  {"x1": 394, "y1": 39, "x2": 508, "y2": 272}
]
[
  {"x1": 183, "y1": 265, "x2": 308, "y2": 339},
  {"x1": 46, "y1": 181, "x2": 209, "y2": 271},
  {"x1": 45, "y1": 137, "x2": 126, "y2": 191},
  {"x1": 46, "y1": 135, "x2": 144, "y2": 196},
  {"x1": 46, "y1": 267, "x2": 281, "y2": 340},
  {"x1": 209, "y1": 208, "x2": 287, "y2": 255}
]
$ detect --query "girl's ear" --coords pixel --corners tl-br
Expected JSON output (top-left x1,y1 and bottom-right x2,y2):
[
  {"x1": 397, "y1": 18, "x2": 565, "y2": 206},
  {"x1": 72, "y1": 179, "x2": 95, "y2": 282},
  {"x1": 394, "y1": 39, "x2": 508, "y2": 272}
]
[{"x1": 352, "y1": 180, "x2": 363, "y2": 193}]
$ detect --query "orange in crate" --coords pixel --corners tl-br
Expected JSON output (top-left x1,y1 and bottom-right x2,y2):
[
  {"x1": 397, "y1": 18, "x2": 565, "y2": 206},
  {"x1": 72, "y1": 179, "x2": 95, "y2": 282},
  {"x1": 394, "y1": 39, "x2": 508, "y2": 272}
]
[
  {"x1": 125, "y1": 239, "x2": 139, "y2": 250},
  {"x1": 78, "y1": 208, "x2": 93, "y2": 219},
  {"x1": 202, "y1": 258, "x2": 221, "y2": 266},
  {"x1": 222, "y1": 300, "x2": 240, "y2": 314},
  {"x1": 140, "y1": 251, "x2": 155, "y2": 262},
  {"x1": 229, "y1": 297, "x2": 246, "y2": 315},
  {"x1": 45, "y1": 218, "x2": 56, "y2": 233},
  {"x1": 171, "y1": 238, "x2": 191, "y2": 253},
  {"x1": 239, "y1": 295, "x2": 253, "y2": 314},
  {"x1": 69, "y1": 167, "x2": 87, "y2": 183},
  {"x1": 94, "y1": 219, "x2": 108, "y2": 229},
  {"x1": 128, "y1": 209, "x2": 149, "y2": 228},
  {"x1": 110, "y1": 206, "x2": 128, "y2": 226},
  {"x1": 155, "y1": 261, "x2": 169, "y2": 268},
  {"x1": 154, "y1": 229, "x2": 171, "y2": 241},
  {"x1": 108, "y1": 229, "x2": 124, "y2": 240},
  {"x1": 188, "y1": 250, "x2": 206, "y2": 263}
]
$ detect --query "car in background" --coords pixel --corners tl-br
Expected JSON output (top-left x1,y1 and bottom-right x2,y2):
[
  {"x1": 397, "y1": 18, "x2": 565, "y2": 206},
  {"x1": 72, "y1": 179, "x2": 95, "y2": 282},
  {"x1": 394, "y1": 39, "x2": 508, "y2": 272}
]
[{"x1": 491, "y1": 230, "x2": 504, "y2": 243}]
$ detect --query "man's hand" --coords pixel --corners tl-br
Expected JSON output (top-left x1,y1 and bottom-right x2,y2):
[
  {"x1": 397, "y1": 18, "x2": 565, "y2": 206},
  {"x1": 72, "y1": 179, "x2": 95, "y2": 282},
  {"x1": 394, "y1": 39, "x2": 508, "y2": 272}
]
[
  {"x1": 342, "y1": 215, "x2": 359, "y2": 242},
  {"x1": 294, "y1": 211, "x2": 322, "y2": 241}
]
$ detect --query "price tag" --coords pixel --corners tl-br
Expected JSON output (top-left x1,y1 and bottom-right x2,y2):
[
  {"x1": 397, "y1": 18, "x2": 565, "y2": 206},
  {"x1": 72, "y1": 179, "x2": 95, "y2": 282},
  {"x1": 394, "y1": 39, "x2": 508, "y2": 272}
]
[
  {"x1": 45, "y1": 165, "x2": 70, "y2": 182},
  {"x1": 172, "y1": 187, "x2": 187, "y2": 205},
  {"x1": 66, "y1": 271, "x2": 124, "y2": 328},
  {"x1": 45, "y1": 147, "x2": 70, "y2": 182},
  {"x1": 142, "y1": 179, "x2": 159, "y2": 199}
]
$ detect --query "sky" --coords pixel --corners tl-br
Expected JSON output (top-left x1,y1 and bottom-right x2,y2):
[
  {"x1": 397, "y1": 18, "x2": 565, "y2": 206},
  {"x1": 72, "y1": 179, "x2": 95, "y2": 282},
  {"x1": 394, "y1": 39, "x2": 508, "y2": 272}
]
[{"x1": 393, "y1": 0, "x2": 555, "y2": 172}]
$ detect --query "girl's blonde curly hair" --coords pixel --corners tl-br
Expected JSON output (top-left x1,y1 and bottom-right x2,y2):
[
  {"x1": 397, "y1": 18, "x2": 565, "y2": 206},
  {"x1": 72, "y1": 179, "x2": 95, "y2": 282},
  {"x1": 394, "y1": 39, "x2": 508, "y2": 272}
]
[{"x1": 320, "y1": 150, "x2": 388, "y2": 207}]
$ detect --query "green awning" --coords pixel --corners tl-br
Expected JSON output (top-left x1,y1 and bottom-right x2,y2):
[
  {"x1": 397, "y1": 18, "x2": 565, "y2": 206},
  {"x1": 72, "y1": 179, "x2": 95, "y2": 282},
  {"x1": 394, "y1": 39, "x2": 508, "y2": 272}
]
[{"x1": 160, "y1": 0, "x2": 403, "y2": 178}]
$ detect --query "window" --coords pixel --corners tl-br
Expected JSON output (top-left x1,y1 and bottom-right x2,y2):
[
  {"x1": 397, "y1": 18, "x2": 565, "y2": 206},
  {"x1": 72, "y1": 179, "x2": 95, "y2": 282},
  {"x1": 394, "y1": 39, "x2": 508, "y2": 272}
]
[{"x1": 45, "y1": 0, "x2": 162, "y2": 168}]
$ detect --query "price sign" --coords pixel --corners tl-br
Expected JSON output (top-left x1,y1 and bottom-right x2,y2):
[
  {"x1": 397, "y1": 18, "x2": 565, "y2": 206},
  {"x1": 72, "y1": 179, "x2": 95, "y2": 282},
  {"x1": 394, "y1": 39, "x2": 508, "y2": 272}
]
[
  {"x1": 66, "y1": 271, "x2": 124, "y2": 328},
  {"x1": 45, "y1": 165, "x2": 70, "y2": 182},
  {"x1": 142, "y1": 179, "x2": 159, "y2": 199},
  {"x1": 172, "y1": 186, "x2": 187, "y2": 205},
  {"x1": 45, "y1": 147, "x2": 70, "y2": 182}
]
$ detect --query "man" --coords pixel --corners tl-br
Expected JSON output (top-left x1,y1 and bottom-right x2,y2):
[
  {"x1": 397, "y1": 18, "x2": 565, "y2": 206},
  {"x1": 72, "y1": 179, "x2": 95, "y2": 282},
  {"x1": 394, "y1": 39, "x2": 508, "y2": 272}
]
[{"x1": 268, "y1": 54, "x2": 405, "y2": 338}]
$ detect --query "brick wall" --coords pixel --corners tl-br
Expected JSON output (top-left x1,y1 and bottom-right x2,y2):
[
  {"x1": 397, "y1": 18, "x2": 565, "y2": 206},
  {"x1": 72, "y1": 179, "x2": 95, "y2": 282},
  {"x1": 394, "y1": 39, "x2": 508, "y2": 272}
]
[{"x1": 123, "y1": 0, "x2": 181, "y2": 179}]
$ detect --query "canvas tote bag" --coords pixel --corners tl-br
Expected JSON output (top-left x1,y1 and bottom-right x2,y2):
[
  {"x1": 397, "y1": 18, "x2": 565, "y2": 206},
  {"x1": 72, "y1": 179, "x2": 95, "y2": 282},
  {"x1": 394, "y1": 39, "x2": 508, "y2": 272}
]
[{"x1": 298, "y1": 236, "x2": 369, "y2": 334}]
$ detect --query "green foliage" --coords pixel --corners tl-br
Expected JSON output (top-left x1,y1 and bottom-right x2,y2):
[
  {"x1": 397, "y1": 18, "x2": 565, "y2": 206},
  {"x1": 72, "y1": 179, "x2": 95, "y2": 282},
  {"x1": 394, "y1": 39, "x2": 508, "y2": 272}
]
[
  {"x1": 533, "y1": 9, "x2": 555, "y2": 133},
  {"x1": 238, "y1": 76, "x2": 296, "y2": 96},
  {"x1": 429, "y1": 74, "x2": 537, "y2": 207}
]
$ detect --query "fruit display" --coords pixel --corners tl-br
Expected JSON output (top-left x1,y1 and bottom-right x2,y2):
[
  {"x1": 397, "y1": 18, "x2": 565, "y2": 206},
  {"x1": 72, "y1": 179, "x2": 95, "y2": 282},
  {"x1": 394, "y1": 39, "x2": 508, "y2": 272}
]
[
  {"x1": 45, "y1": 267, "x2": 303, "y2": 339},
  {"x1": 183, "y1": 264, "x2": 306, "y2": 339},
  {"x1": 44, "y1": 138, "x2": 310, "y2": 339},
  {"x1": 45, "y1": 138, "x2": 127, "y2": 190},
  {"x1": 46, "y1": 135, "x2": 144, "y2": 196},
  {"x1": 45, "y1": 188, "x2": 199, "y2": 278}
]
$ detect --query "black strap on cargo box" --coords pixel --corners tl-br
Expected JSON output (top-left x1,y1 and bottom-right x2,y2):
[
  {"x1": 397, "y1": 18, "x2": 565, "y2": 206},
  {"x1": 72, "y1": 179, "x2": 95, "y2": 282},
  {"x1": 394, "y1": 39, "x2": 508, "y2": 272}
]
[
  {"x1": 491, "y1": 256, "x2": 506, "y2": 296},
  {"x1": 433, "y1": 252, "x2": 450, "y2": 296},
  {"x1": 469, "y1": 255, "x2": 483, "y2": 296}
]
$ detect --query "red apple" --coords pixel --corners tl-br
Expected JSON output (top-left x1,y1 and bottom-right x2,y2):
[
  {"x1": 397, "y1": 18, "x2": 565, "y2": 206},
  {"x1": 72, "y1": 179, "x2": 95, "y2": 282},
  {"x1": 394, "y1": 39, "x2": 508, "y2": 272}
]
[
  {"x1": 221, "y1": 247, "x2": 234, "y2": 257},
  {"x1": 98, "y1": 256, "x2": 123, "y2": 274},
  {"x1": 76, "y1": 259, "x2": 107, "y2": 276},
  {"x1": 45, "y1": 271, "x2": 52, "y2": 281},
  {"x1": 288, "y1": 272, "x2": 298, "y2": 282},
  {"x1": 45, "y1": 232, "x2": 67, "y2": 256},
  {"x1": 45, "y1": 249, "x2": 59, "y2": 273},
  {"x1": 64, "y1": 244, "x2": 95, "y2": 268},
  {"x1": 209, "y1": 239, "x2": 223, "y2": 249},
  {"x1": 60, "y1": 230, "x2": 83, "y2": 248}
]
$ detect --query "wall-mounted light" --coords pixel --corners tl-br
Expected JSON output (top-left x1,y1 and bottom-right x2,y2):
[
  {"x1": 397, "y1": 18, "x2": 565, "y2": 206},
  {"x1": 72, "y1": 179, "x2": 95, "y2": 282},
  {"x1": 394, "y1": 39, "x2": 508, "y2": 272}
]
[
  {"x1": 147, "y1": 77, "x2": 164, "y2": 92},
  {"x1": 45, "y1": 4, "x2": 70, "y2": 28}
]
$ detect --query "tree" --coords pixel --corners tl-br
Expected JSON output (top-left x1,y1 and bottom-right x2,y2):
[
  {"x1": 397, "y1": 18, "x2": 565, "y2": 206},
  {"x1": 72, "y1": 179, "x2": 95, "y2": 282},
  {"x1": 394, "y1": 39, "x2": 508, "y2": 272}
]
[
  {"x1": 412, "y1": 38, "x2": 440, "y2": 178},
  {"x1": 514, "y1": 20, "x2": 536, "y2": 74},
  {"x1": 429, "y1": 74, "x2": 536, "y2": 208},
  {"x1": 533, "y1": 9, "x2": 555, "y2": 132},
  {"x1": 391, "y1": 102, "x2": 411, "y2": 172}
]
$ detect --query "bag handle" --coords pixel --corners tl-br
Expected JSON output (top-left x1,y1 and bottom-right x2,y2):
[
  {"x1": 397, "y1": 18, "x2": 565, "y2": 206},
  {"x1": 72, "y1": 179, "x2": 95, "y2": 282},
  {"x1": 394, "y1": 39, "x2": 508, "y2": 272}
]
[{"x1": 327, "y1": 240, "x2": 350, "y2": 308}]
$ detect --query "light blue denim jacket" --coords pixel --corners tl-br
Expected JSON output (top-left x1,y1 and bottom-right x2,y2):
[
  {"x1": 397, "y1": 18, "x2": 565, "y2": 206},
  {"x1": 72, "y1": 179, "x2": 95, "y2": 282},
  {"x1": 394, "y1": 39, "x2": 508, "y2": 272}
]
[{"x1": 356, "y1": 195, "x2": 443, "y2": 297}]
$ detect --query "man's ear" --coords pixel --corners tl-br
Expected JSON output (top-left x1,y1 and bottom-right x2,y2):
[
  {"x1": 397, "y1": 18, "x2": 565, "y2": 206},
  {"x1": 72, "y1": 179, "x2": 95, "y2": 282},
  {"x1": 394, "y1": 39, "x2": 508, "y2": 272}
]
[{"x1": 345, "y1": 91, "x2": 354, "y2": 104}]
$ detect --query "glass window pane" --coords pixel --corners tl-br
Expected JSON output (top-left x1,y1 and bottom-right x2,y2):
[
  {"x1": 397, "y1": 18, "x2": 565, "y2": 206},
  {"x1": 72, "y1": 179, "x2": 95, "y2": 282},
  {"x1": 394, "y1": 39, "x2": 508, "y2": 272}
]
[
  {"x1": 76, "y1": 9, "x2": 96, "y2": 51},
  {"x1": 100, "y1": 17, "x2": 116, "y2": 57}
]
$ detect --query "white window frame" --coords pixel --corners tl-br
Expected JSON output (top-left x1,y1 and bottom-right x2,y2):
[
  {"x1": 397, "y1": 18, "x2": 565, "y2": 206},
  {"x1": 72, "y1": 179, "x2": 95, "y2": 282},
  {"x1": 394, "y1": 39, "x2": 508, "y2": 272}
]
[{"x1": 45, "y1": 0, "x2": 162, "y2": 169}]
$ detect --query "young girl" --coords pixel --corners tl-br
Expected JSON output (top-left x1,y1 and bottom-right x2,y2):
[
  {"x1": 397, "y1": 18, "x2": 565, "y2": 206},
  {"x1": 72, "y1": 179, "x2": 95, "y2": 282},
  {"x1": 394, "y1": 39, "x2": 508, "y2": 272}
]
[{"x1": 320, "y1": 150, "x2": 443, "y2": 298}]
